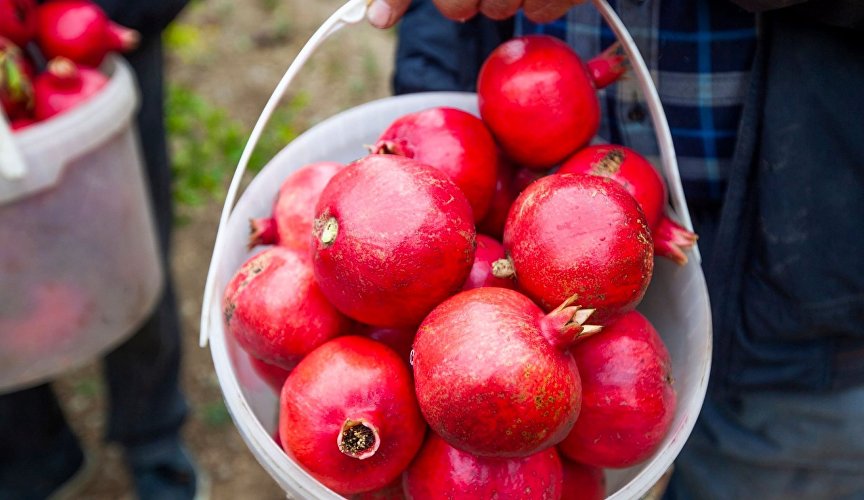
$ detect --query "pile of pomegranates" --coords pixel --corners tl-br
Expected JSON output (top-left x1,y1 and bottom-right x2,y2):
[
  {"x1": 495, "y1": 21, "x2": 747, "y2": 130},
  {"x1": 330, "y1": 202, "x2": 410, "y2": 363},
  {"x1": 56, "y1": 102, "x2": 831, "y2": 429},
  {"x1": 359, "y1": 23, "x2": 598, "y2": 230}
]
[
  {"x1": 1, "y1": 0, "x2": 138, "y2": 130},
  {"x1": 223, "y1": 33, "x2": 694, "y2": 498}
]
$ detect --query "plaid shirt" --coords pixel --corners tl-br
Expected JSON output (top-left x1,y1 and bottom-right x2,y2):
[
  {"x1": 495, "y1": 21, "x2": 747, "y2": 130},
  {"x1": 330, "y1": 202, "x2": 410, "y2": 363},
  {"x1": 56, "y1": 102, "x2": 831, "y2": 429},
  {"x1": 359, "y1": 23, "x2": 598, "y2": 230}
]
[{"x1": 517, "y1": 0, "x2": 757, "y2": 202}]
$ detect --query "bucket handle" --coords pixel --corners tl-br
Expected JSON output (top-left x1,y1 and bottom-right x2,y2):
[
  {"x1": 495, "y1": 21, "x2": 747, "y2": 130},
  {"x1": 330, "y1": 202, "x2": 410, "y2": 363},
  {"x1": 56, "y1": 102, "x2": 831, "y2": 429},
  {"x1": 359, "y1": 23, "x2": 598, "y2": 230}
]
[
  {"x1": 199, "y1": 0, "x2": 369, "y2": 346},
  {"x1": 0, "y1": 110, "x2": 28, "y2": 179},
  {"x1": 199, "y1": 0, "x2": 699, "y2": 347}
]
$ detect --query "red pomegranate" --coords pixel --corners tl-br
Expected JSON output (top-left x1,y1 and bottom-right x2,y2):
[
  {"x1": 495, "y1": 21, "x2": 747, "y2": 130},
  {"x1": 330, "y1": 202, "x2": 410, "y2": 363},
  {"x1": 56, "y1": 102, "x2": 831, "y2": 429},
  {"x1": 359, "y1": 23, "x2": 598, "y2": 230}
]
[
  {"x1": 477, "y1": 35, "x2": 626, "y2": 169},
  {"x1": 559, "y1": 311, "x2": 676, "y2": 469},
  {"x1": 412, "y1": 287, "x2": 599, "y2": 458},
  {"x1": 560, "y1": 144, "x2": 698, "y2": 265},
  {"x1": 247, "y1": 161, "x2": 344, "y2": 251},
  {"x1": 36, "y1": 0, "x2": 139, "y2": 67},
  {"x1": 403, "y1": 432, "x2": 563, "y2": 499},
  {"x1": 461, "y1": 234, "x2": 516, "y2": 291},
  {"x1": 32, "y1": 57, "x2": 107, "y2": 120},
  {"x1": 476, "y1": 153, "x2": 544, "y2": 239},
  {"x1": 497, "y1": 173, "x2": 654, "y2": 324},
  {"x1": 371, "y1": 106, "x2": 499, "y2": 221},
  {"x1": 560, "y1": 458, "x2": 606, "y2": 500},
  {"x1": 355, "y1": 324, "x2": 416, "y2": 366},
  {"x1": 222, "y1": 246, "x2": 350, "y2": 371},
  {"x1": 248, "y1": 353, "x2": 291, "y2": 393},
  {"x1": 311, "y1": 154, "x2": 476, "y2": 327},
  {"x1": 279, "y1": 336, "x2": 426, "y2": 495},
  {"x1": 0, "y1": 0, "x2": 37, "y2": 47}
]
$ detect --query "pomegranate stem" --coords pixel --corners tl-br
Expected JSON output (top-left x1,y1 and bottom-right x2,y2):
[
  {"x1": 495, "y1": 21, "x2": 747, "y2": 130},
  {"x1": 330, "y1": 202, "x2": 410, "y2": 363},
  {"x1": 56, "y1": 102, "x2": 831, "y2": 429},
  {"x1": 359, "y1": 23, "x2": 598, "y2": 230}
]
[{"x1": 337, "y1": 418, "x2": 380, "y2": 460}]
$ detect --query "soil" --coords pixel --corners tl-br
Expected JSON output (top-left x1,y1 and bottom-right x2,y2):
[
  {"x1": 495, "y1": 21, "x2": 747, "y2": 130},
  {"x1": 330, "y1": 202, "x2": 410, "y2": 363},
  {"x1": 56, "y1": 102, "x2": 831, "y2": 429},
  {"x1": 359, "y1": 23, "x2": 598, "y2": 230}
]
[{"x1": 51, "y1": 1, "x2": 396, "y2": 498}]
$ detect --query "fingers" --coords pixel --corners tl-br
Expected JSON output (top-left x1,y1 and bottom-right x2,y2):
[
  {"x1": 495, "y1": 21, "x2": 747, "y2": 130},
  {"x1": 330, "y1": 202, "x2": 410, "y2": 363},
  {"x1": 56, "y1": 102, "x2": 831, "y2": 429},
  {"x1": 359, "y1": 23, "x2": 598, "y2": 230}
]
[
  {"x1": 522, "y1": 0, "x2": 584, "y2": 24},
  {"x1": 477, "y1": 0, "x2": 524, "y2": 20},
  {"x1": 367, "y1": 0, "x2": 412, "y2": 29},
  {"x1": 432, "y1": 0, "x2": 483, "y2": 21}
]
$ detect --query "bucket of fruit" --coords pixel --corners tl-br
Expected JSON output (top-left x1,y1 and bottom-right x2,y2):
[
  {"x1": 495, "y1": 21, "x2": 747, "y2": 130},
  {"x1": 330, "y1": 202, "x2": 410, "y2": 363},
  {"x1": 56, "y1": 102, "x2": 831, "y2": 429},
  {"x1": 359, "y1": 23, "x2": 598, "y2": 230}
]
[
  {"x1": 199, "y1": 0, "x2": 712, "y2": 498},
  {"x1": 0, "y1": 1, "x2": 163, "y2": 392}
]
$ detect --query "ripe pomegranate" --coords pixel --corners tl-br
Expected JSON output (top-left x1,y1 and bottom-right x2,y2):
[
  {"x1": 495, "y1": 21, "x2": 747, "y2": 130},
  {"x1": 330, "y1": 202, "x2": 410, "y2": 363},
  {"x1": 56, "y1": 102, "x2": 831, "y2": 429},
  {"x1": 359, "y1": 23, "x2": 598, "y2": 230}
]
[
  {"x1": 412, "y1": 287, "x2": 600, "y2": 458},
  {"x1": 32, "y1": 57, "x2": 107, "y2": 120},
  {"x1": 497, "y1": 173, "x2": 654, "y2": 324},
  {"x1": 476, "y1": 153, "x2": 544, "y2": 239},
  {"x1": 461, "y1": 234, "x2": 516, "y2": 291},
  {"x1": 560, "y1": 458, "x2": 605, "y2": 500},
  {"x1": 222, "y1": 246, "x2": 350, "y2": 371},
  {"x1": 371, "y1": 106, "x2": 498, "y2": 221},
  {"x1": 559, "y1": 311, "x2": 676, "y2": 469},
  {"x1": 312, "y1": 154, "x2": 476, "y2": 327},
  {"x1": 403, "y1": 432, "x2": 563, "y2": 499},
  {"x1": 248, "y1": 161, "x2": 344, "y2": 250},
  {"x1": 560, "y1": 144, "x2": 698, "y2": 265},
  {"x1": 279, "y1": 336, "x2": 426, "y2": 495},
  {"x1": 477, "y1": 35, "x2": 626, "y2": 169},
  {"x1": 355, "y1": 324, "x2": 416, "y2": 367},
  {"x1": 248, "y1": 353, "x2": 291, "y2": 393},
  {"x1": 0, "y1": 36, "x2": 33, "y2": 120},
  {"x1": 0, "y1": 0, "x2": 37, "y2": 47},
  {"x1": 36, "y1": 0, "x2": 139, "y2": 67}
]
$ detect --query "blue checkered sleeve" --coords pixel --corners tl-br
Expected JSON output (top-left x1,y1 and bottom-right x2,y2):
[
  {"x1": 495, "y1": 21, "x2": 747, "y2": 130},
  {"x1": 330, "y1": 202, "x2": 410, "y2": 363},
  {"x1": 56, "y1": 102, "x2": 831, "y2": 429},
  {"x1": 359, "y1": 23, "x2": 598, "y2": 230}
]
[{"x1": 517, "y1": 0, "x2": 757, "y2": 202}]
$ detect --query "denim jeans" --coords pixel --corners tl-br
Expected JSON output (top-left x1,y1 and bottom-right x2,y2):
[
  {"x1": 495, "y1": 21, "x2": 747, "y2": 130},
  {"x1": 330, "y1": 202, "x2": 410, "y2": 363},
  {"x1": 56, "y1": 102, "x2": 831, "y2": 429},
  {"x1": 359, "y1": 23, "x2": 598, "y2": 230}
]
[{"x1": 665, "y1": 386, "x2": 864, "y2": 500}]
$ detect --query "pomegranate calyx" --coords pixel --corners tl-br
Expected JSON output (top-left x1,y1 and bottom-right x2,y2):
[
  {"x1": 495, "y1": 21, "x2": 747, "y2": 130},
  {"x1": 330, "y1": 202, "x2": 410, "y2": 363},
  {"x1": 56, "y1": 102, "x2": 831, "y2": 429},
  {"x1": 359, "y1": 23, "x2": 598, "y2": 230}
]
[
  {"x1": 539, "y1": 295, "x2": 602, "y2": 350},
  {"x1": 369, "y1": 139, "x2": 406, "y2": 156},
  {"x1": 590, "y1": 148, "x2": 625, "y2": 177},
  {"x1": 314, "y1": 213, "x2": 339, "y2": 246},
  {"x1": 491, "y1": 257, "x2": 515, "y2": 279},
  {"x1": 586, "y1": 41, "x2": 628, "y2": 90},
  {"x1": 653, "y1": 215, "x2": 698, "y2": 266},
  {"x1": 44, "y1": 57, "x2": 81, "y2": 88},
  {"x1": 248, "y1": 217, "x2": 278, "y2": 249},
  {"x1": 106, "y1": 22, "x2": 140, "y2": 52},
  {"x1": 337, "y1": 418, "x2": 380, "y2": 460}
]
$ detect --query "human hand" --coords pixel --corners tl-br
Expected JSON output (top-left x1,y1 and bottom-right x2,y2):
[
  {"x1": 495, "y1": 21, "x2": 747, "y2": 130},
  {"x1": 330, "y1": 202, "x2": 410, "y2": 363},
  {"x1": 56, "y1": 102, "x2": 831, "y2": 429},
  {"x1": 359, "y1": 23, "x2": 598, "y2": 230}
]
[{"x1": 367, "y1": 0, "x2": 585, "y2": 29}]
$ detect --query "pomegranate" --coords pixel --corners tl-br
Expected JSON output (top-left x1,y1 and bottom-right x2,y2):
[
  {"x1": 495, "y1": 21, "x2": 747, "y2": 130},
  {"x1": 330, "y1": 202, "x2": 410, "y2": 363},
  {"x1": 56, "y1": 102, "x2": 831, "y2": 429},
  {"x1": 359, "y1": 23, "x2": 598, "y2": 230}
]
[
  {"x1": 311, "y1": 154, "x2": 476, "y2": 327},
  {"x1": 248, "y1": 161, "x2": 344, "y2": 250},
  {"x1": 0, "y1": 36, "x2": 33, "y2": 120},
  {"x1": 497, "y1": 173, "x2": 654, "y2": 324},
  {"x1": 403, "y1": 431, "x2": 563, "y2": 499},
  {"x1": 559, "y1": 311, "x2": 676, "y2": 469},
  {"x1": 371, "y1": 106, "x2": 498, "y2": 221},
  {"x1": 36, "y1": 0, "x2": 139, "y2": 67},
  {"x1": 461, "y1": 234, "x2": 516, "y2": 291},
  {"x1": 32, "y1": 57, "x2": 107, "y2": 120},
  {"x1": 279, "y1": 336, "x2": 426, "y2": 495},
  {"x1": 560, "y1": 144, "x2": 698, "y2": 265},
  {"x1": 248, "y1": 353, "x2": 291, "y2": 393},
  {"x1": 412, "y1": 287, "x2": 600, "y2": 458},
  {"x1": 476, "y1": 154, "x2": 544, "y2": 239},
  {"x1": 560, "y1": 458, "x2": 605, "y2": 500},
  {"x1": 355, "y1": 324, "x2": 416, "y2": 366},
  {"x1": 222, "y1": 246, "x2": 350, "y2": 371},
  {"x1": 0, "y1": 0, "x2": 37, "y2": 47},
  {"x1": 352, "y1": 479, "x2": 405, "y2": 500},
  {"x1": 477, "y1": 35, "x2": 626, "y2": 169}
]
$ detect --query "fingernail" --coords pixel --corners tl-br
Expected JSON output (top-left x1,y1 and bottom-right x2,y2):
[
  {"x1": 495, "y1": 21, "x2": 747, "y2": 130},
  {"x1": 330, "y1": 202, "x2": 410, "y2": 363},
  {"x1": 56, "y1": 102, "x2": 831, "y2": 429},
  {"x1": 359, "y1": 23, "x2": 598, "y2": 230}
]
[{"x1": 367, "y1": 0, "x2": 393, "y2": 28}]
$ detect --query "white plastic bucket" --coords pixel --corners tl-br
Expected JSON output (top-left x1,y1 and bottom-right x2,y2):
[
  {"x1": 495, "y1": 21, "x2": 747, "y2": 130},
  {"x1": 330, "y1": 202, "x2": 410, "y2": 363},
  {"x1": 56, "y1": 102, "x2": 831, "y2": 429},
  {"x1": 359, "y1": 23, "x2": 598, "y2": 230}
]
[
  {"x1": 0, "y1": 56, "x2": 164, "y2": 393},
  {"x1": 204, "y1": 90, "x2": 712, "y2": 498}
]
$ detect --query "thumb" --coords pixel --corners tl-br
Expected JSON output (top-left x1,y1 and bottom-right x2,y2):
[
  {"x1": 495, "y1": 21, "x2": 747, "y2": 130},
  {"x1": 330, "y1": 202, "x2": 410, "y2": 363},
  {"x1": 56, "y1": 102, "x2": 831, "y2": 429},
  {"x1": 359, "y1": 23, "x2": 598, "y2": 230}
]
[{"x1": 367, "y1": 0, "x2": 411, "y2": 29}]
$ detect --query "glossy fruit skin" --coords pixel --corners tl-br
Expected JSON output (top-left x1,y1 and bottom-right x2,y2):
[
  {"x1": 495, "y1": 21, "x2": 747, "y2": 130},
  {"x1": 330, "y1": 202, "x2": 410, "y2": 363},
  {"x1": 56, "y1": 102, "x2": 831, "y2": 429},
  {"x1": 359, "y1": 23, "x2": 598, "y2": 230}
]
[
  {"x1": 372, "y1": 106, "x2": 498, "y2": 221},
  {"x1": 560, "y1": 458, "x2": 605, "y2": 500},
  {"x1": 403, "y1": 432, "x2": 563, "y2": 500},
  {"x1": 279, "y1": 336, "x2": 426, "y2": 495},
  {"x1": 461, "y1": 234, "x2": 516, "y2": 291},
  {"x1": 412, "y1": 287, "x2": 582, "y2": 458},
  {"x1": 32, "y1": 58, "x2": 107, "y2": 120},
  {"x1": 559, "y1": 311, "x2": 676, "y2": 469},
  {"x1": 312, "y1": 154, "x2": 476, "y2": 328},
  {"x1": 478, "y1": 35, "x2": 600, "y2": 169},
  {"x1": 0, "y1": 0, "x2": 37, "y2": 47},
  {"x1": 248, "y1": 161, "x2": 344, "y2": 250},
  {"x1": 503, "y1": 173, "x2": 654, "y2": 324},
  {"x1": 222, "y1": 246, "x2": 350, "y2": 371},
  {"x1": 36, "y1": 0, "x2": 137, "y2": 67}
]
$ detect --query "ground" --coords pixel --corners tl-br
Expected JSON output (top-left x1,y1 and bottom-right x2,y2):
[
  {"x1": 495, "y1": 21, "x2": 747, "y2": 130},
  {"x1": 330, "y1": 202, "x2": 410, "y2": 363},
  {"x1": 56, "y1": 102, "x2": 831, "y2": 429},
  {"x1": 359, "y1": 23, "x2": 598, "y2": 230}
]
[{"x1": 52, "y1": 1, "x2": 396, "y2": 498}]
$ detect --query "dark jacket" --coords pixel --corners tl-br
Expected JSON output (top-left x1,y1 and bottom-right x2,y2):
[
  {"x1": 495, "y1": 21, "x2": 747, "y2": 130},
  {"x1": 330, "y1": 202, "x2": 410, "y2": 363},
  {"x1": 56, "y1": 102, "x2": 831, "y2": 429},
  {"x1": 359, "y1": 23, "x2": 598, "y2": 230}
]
[{"x1": 394, "y1": 0, "x2": 864, "y2": 395}]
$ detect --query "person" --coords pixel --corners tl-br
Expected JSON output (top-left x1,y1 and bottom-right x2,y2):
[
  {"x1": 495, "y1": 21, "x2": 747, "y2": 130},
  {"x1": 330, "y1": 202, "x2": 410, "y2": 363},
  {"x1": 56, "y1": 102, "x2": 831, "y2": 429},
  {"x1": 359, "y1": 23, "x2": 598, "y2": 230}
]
[
  {"x1": 368, "y1": 0, "x2": 864, "y2": 498},
  {"x1": 0, "y1": 1, "x2": 206, "y2": 499}
]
